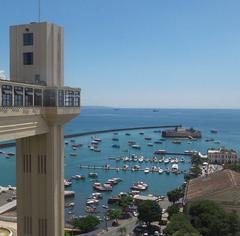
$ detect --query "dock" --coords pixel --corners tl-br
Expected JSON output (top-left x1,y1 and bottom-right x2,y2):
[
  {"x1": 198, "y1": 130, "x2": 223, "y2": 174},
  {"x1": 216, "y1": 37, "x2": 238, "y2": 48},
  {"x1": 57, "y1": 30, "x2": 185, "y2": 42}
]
[{"x1": 79, "y1": 165, "x2": 186, "y2": 174}]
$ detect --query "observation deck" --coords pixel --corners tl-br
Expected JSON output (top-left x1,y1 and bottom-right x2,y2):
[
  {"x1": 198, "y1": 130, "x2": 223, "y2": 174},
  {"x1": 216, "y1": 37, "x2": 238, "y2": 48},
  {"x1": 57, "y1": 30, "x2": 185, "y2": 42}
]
[{"x1": 0, "y1": 79, "x2": 80, "y2": 141}]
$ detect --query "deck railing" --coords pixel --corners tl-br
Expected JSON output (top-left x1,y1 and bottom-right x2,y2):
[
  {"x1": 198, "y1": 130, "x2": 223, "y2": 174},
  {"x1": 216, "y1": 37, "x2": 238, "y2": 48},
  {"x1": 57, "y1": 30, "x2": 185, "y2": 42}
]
[{"x1": 0, "y1": 79, "x2": 80, "y2": 108}]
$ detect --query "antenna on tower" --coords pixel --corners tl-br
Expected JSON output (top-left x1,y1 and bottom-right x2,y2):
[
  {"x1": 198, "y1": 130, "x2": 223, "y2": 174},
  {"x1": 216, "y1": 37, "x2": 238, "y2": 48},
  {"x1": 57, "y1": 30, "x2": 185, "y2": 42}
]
[{"x1": 38, "y1": 0, "x2": 41, "y2": 22}]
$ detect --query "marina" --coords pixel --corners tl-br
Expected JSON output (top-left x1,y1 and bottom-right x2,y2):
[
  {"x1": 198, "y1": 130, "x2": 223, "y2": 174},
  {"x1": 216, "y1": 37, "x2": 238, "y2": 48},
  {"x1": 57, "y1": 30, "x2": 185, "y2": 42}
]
[{"x1": 0, "y1": 108, "x2": 239, "y2": 223}]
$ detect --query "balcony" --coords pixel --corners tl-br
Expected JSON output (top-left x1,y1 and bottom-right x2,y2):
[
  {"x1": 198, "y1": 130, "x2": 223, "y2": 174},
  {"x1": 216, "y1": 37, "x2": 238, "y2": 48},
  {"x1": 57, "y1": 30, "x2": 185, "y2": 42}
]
[{"x1": 0, "y1": 79, "x2": 80, "y2": 118}]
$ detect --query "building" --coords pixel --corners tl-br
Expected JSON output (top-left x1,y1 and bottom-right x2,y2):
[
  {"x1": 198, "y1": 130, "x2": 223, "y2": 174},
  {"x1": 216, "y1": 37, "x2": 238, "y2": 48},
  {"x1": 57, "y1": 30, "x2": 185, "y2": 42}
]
[
  {"x1": 162, "y1": 127, "x2": 201, "y2": 139},
  {"x1": 208, "y1": 148, "x2": 238, "y2": 164},
  {"x1": 184, "y1": 169, "x2": 240, "y2": 215},
  {"x1": 0, "y1": 22, "x2": 80, "y2": 236}
]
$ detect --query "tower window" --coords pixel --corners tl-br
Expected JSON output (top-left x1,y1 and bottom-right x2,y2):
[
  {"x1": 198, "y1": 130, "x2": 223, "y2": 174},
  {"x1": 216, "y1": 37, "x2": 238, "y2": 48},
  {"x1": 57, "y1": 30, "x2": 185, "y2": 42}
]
[
  {"x1": 23, "y1": 33, "x2": 33, "y2": 46},
  {"x1": 23, "y1": 52, "x2": 33, "y2": 65}
]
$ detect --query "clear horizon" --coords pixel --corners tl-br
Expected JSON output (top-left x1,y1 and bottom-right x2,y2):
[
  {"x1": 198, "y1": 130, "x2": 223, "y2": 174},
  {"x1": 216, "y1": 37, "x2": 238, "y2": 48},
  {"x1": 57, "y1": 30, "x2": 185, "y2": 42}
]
[{"x1": 1, "y1": 0, "x2": 240, "y2": 109}]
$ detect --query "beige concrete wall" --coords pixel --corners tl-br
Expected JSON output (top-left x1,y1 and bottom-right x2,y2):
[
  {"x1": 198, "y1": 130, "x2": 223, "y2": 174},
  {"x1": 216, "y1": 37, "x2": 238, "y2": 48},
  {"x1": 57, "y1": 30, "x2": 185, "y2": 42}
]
[
  {"x1": 10, "y1": 22, "x2": 63, "y2": 87},
  {"x1": 16, "y1": 125, "x2": 64, "y2": 236}
]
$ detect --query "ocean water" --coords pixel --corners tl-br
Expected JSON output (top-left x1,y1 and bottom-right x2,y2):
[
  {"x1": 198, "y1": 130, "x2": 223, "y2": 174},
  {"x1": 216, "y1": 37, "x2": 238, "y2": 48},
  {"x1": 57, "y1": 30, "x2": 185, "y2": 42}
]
[{"x1": 0, "y1": 107, "x2": 240, "y2": 219}]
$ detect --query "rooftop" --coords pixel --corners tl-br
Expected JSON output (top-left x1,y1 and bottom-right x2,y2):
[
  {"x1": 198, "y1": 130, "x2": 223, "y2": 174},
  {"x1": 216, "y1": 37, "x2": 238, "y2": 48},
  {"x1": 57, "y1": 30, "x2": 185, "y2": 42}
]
[{"x1": 208, "y1": 148, "x2": 237, "y2": 154}]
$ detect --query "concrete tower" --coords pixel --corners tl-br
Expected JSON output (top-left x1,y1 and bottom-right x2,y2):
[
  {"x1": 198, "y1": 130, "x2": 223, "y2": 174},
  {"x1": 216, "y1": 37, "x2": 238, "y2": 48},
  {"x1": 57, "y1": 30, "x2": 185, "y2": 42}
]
[{"x1": 0, "y1": 22, "x2": 80, "y2": 236}]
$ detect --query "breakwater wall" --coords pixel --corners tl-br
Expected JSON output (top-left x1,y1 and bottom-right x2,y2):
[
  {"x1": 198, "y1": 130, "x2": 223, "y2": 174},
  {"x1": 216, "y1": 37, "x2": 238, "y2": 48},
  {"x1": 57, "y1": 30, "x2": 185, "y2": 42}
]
[{"x1": 0, "y1": 124, "x2": 182, "y2": 148}]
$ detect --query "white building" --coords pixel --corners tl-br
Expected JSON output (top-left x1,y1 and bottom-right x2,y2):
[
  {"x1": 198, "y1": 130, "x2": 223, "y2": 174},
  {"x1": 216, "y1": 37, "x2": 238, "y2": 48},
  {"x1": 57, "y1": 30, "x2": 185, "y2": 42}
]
[{"x1": 208, "y1": 148, "x2": 238, "y2": 164}]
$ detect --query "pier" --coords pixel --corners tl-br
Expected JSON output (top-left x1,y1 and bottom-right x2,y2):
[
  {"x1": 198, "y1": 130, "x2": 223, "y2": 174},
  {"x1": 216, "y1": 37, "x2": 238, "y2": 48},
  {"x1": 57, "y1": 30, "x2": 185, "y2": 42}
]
[
  {"x1": 0, "y1": 124, "x2": 182, "y2": 148},
  {"x1": 79, "y1": 164, "x2": 187, "y2": 174}
]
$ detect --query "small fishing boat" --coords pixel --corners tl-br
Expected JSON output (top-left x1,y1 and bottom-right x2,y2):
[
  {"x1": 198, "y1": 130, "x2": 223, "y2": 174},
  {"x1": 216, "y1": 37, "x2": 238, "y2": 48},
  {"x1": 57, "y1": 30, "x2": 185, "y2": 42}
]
[
  {"x1": 70, "y1": 153, "x2": 77, "y2": 157},
  {"x1": 112, "y1": 144, "x2": 120, "y2": 148},
  {"x1": 128, "y1": 140, "x2": 136, "y2": 145},
  {"x1": 131, "y1": 182, "x2": 148, "y2": 191},
  {"x1": 144, "y1": 167, "x2": 150, "y2": 174},
  {"x1": 125, "y1": 133, "x2": 131, "y2": 136},
  {"x1": 172, "y1": 140, "x2": 181, "y2": 144},
  {"x1": 171, "y1": 164, "x2": 179, "y2": 172},
  {"x1": 154, "y1": 149, "x2": 166, "y2": 155},
  {"x1": 164, "y1": 158, "x2": 169, "y2": 164},
  {"x1": 210, "y1": 129, "x2": 218, "y2": 134},
  {"x1": 112, "y1": 138, "x2": 119, "y2": 141},
  {"x1": 139, "y1": 132, "x2": 144, "y2": 135},
  {"x1": 72, "y1": 175, "x2": 86, "y2": 180},
  {"x1": 144, "y1": 137, "x2": 152, "y2": 141},
  {"x1": 132, "y1": 144, "x2": 141, "y2": 149},
  {"x1": 88, "y1": 172, "x2": 98, "y2": 178},
  {"x1": 93, "y1": 148, "x2": 101, "y2": 152},
  {"x1": 72, "y1": 143, "x2": 83, "y2": 147},
  {"x1": 158, "y1": 169, "x2": 164, "y2": 174},
  {"x1": 64, "y1": 179, "x2": 72, "y2": 187},
  {"x1": 123, "y1": 165, "x2": 129, "y2": 171},
  {"x1": 154, "y1": 141, "x2": 162, "y2": 144},
  {"x1": 102, "y1": 205, "x2": 109, "y2": 209},
  {"x1": 147, "y1": 143, "x2": 154, "y2": 147}
]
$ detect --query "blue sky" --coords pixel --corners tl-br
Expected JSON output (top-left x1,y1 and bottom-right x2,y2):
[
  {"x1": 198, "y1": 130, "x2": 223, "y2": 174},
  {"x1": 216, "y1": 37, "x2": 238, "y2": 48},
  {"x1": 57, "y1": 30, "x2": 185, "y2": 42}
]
[{"x1": 0, "y1": 0, "x2": 240, "y2": 108}]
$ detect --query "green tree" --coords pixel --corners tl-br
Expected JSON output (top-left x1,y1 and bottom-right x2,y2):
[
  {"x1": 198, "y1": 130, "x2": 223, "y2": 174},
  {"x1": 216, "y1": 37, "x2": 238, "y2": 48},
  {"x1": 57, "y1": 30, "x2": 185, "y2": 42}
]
[
  {"x1": 72, "y1": 215, "x2": 100, "y2": 233},
  {"x1": 64, "y1": 232, "x2": 71, "y2": 236},
  {"x1": 164, "y1": 213, "x2": 200, "y2": 236},
  {"x1": 119, "y1": 195, "x2": 133, "y2": 207},
  {"x1": 188, "y1": 200, "x2": 240, "y2": 236},
  {"x1": 107, "y1": 208, "x2": 122, "y2": 224},
  {"x1": 224, "y1": 210, "x2": 240, "y2": 235},
  {"x1": 167, "y1": 188, "x2": 184, "y2": 204},
  {"x1": 137, "y1": 200, "x2": 162, "y2": 226},
  {"x1": 167, "y1": 204, "x2": 180, "y2": 219}
]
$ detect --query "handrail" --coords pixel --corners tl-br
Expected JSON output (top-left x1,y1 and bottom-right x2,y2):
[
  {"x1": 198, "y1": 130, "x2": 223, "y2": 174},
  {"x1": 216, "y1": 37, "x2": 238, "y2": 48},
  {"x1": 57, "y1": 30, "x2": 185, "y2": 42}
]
[{"x1": 0, "y1": 80, "x2": 81, "y2": 108}]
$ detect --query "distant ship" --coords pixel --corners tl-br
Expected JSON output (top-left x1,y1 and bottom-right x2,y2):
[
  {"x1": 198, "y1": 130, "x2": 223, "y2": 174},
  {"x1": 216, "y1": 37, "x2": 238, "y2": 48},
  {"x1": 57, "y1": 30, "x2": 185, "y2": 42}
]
[{"x1": 152, "y1": 109, "x2": 159, "y2": 112}]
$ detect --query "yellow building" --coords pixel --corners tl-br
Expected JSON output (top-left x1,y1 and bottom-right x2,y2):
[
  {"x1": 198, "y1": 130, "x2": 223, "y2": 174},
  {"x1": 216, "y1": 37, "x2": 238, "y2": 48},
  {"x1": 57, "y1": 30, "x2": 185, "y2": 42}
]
[{"x1": 208, "y1": 148, "x2": 238, "y2": 164}]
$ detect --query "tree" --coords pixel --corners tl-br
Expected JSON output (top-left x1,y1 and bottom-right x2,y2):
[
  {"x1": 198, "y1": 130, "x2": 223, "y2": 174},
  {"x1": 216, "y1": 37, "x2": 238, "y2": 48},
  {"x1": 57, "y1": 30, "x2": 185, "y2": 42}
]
[
  {"x1": 107, "y1": 208, "x2": 122, "y2": 224},
  {"x1": 167, "y1": 204, "x2": 180, "y2": 219},
  {"x1": 137, "y1": 200, "x2": 162, "y2": 226},
  {"x1": 188, "y1": 200, "x2": 240, "y2": 236},
  {"x1": 167, "y1": 187, "x2": 184, "y2": 204},
  {"x1": 164, "y1": 213, "x2": 200, "y2": 236},
  {"x1": 72, "y1": 215, "x2": 100, "y2": 233}
]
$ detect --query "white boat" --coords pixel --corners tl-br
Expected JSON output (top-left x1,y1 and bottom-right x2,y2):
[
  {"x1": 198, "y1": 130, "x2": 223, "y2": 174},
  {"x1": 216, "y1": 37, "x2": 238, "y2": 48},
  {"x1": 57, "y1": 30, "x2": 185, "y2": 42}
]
[
  {"x1": 164, "y1": 158, "x2": 169, "y2": 164},
  {"x1": 88, "y1": 172, "x2": 98, "y2": 178},
  {"x1": 131, "y1": 182, "x2": 148, "y2": 191},
  {"x1": 123, "y1": 165, "x2": 129, "y2": 170},
  {"x1": 158, "y1": 169, "x2": 164, "y2": 174},
  {"x1": 171, "y1": 164, "x2": 179, "y2": 172},
  {"x1": 94, "y1": 138, "x2": 102, "y2": 142},
  {"x1": 144, "y1": 168, "x2": 150, "y2": 174},
  {"x1": 92, "y1": 192, "x2": 103, "y2": 199},
  {"x1": 64, "y1": 179, "x2": 72, "y2": 187},
  {"x1": 91, "y1": 140, "x2": 99, "y2": 145},
  {"x1": 132, "y1": 144, "x2": 141, "y2": 149},
  {"x1": 154, "y1": 149, "x2": 166, "y2": 155}
]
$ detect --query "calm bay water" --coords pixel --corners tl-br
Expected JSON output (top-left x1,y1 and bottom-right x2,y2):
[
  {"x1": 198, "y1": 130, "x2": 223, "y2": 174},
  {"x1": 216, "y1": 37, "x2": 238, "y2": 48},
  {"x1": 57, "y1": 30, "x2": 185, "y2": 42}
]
[{"x1": 0, "y1": 107, "x2": 240, "y2": 219}]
